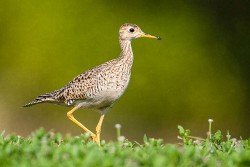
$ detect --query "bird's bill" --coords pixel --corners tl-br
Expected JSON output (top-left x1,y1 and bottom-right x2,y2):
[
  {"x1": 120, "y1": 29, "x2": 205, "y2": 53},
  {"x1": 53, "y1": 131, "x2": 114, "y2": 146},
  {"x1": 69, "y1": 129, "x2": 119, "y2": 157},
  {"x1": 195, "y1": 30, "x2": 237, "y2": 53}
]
[{"x1": 140, "y1": 33, "x2": 161, "y2": 40}]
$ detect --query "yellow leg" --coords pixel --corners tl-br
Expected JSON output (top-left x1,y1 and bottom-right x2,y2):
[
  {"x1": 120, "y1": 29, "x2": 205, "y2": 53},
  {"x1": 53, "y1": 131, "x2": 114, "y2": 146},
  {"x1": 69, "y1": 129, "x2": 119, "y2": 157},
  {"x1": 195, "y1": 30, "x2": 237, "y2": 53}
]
[
  {"x1": 93, "y1": 114, "x2": 105, "y2": 145},
  {"x1": 67, "y1": 106, "x2": 96, "y2": 139}
]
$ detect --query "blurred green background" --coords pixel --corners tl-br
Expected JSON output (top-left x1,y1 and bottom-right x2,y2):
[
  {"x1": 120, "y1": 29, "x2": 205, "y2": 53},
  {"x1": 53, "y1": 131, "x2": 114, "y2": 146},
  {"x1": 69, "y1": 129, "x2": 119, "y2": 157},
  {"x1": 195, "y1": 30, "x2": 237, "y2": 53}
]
[{"x1": 0, "y1": 1, "x2": 249, "y2": 142}]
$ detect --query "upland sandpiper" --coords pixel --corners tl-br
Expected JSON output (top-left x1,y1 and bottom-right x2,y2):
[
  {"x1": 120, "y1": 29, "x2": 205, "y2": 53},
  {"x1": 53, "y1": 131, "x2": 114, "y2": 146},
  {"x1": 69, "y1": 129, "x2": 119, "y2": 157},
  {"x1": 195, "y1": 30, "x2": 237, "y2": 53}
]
[{"x1": 24, "y1": 23, "x2": 161, "y2": 144}]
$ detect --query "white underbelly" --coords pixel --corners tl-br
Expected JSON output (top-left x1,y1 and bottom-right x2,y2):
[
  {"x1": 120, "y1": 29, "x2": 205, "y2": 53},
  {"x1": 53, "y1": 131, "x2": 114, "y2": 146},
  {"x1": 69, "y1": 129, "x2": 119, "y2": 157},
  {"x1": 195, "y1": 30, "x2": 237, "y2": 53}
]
[{"x1": 77, "y1": 88, "x2": 127, "y2": 111}]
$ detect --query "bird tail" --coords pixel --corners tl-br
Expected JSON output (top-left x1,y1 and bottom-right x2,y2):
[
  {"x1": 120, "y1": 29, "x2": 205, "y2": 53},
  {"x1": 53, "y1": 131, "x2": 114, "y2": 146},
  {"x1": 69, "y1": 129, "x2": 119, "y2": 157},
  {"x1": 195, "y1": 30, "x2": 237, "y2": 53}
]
[{"x1": 23, "y1": 89, "x2": 62, "y2": 107}]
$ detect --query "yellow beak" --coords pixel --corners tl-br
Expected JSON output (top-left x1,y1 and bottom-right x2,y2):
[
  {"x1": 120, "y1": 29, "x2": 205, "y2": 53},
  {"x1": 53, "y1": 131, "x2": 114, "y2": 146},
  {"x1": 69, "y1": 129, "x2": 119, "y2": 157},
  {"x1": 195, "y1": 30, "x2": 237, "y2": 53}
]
[{"x1": 140, "y1": 33, "x2": 161, "y2": 40}]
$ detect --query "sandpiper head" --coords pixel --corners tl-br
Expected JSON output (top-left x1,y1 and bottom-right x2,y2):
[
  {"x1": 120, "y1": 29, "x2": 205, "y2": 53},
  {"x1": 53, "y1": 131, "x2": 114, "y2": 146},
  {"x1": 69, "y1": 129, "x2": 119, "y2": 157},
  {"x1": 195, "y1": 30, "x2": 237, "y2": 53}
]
[{"x1": 119, "y1": 23, "x2": 161, "y2": 41}]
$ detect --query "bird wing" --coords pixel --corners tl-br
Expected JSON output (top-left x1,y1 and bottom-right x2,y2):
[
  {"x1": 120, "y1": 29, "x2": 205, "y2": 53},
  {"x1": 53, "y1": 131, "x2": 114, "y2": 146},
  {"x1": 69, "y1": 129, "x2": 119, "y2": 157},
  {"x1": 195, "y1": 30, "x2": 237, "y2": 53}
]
[{"x1": 54, "y1": 58, "x2": 118, "y2": 106}]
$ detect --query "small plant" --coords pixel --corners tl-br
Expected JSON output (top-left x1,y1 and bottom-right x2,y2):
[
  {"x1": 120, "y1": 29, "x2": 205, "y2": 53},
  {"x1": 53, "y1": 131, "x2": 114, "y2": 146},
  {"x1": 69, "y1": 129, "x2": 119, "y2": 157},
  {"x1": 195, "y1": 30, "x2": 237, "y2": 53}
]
[
  {"x1": 177, "y1": 125, "x2": 205, "y2": 145},
  {"x1": 178, "y1": 119, "x2": 223, "y2": 145},
  {"x1": 114, "y1": 123, "x2": 131, "y2": 147},
  {"x1": 208, "y1": 118, "x2": 213, "y2": 140},
  {"x1": 115, "y1": 123, "x2": 124, "y2": 141},
  {"x1": 177, "y1": 119, "x2": 249, "y2": 154}
]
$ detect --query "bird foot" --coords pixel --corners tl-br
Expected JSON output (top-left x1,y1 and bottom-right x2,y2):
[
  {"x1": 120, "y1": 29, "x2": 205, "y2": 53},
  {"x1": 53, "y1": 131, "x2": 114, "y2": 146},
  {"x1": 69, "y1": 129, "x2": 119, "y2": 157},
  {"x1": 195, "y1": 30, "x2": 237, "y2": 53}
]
[{"x1": 91, "y1": 134, "x2": 100, "y2": 145}]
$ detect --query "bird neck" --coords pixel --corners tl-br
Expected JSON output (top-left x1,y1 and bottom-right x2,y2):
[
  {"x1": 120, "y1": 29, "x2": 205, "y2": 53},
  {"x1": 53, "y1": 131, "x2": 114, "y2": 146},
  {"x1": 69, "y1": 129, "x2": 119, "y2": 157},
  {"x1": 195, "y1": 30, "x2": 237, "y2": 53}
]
[{"x1": 119, "y1": 39, "x2": 134, "y2": 64}]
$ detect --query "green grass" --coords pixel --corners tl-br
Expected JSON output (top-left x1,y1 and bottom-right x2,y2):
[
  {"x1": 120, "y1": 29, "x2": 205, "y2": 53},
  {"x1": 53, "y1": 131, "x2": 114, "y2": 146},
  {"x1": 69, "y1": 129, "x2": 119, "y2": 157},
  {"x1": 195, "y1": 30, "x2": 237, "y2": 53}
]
[{"x1": 0, "y1": 121, "x2": 250, "y2": 167}]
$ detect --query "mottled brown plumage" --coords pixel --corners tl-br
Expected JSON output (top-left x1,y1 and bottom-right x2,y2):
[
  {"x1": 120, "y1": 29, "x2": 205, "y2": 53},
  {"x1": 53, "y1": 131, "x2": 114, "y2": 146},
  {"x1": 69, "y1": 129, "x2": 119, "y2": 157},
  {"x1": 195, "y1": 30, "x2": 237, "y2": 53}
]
[{"x1": 24, "y1": 23, "x2": 161, "y2": 144}]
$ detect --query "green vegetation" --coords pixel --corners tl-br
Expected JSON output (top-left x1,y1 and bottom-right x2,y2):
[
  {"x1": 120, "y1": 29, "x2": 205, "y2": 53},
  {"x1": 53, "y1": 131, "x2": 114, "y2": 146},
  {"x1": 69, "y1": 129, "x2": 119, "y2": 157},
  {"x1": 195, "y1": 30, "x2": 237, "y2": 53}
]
[{"x1": 0, "y1": 121, "x2": 249, "y2": 167}]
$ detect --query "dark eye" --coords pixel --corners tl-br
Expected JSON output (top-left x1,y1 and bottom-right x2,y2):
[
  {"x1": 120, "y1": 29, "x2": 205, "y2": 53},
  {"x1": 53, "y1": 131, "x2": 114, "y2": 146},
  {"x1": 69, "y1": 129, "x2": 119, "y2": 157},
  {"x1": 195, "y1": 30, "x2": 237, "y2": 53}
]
[{"x1": 129, "y1": 28, "x2": 135, "y2": 32}]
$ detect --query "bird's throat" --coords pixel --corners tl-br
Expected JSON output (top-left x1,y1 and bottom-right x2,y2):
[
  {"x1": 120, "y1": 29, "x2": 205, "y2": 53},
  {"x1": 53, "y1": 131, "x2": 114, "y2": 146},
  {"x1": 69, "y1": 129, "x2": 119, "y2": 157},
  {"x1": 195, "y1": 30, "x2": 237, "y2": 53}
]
[{"x1": 119, "y1": 40, "x2": 134, "y2": 65}]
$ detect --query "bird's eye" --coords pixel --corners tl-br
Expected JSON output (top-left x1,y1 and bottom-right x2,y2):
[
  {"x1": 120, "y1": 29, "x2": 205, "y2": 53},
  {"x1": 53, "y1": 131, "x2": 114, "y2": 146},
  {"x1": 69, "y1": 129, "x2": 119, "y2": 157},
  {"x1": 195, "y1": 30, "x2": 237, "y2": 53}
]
[{"x1": 129, "y1": 28, "x2": 135, "y2": 33}]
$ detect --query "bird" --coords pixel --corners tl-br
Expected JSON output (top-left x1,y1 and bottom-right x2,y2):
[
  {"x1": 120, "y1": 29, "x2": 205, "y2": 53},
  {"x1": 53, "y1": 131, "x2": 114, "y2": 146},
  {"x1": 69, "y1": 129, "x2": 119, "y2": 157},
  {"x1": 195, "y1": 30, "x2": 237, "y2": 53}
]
[{"x1": 23, "y1": 23, "x2": 161, "y2": 144}]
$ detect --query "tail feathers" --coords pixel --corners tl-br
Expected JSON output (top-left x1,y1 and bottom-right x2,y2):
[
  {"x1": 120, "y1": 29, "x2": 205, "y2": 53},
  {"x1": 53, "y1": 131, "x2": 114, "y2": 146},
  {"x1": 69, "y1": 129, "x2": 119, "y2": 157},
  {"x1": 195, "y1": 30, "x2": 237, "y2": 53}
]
[{"x1": 23, "y1": 92, "x2": 58, "y2": 107}]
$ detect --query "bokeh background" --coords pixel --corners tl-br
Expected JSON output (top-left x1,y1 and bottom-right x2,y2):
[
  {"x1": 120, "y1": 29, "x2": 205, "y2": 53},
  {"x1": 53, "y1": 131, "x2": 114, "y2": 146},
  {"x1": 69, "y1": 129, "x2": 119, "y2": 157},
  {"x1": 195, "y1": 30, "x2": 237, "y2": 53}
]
[{"x1": 0, "y1": 1, "x2": 249, "y2": 142}]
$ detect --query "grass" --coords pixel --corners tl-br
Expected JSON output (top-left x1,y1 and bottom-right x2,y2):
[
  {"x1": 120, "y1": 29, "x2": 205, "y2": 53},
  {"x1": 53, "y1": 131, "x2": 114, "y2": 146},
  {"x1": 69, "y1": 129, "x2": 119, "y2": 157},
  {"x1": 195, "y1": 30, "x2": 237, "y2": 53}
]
[{"x1": 0, "y1": 120, "x2": 250, "y2": 167}]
